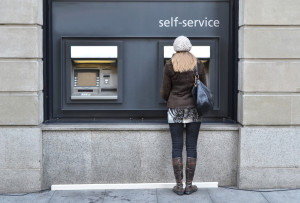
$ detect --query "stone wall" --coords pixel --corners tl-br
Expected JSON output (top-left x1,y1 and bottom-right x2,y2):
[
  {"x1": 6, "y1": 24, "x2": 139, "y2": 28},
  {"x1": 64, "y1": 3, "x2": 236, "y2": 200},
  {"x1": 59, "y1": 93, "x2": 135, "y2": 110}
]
[
  {"x1": 0, "y1": 0, "x2": 43, "y2": 193},
  {"x1": 1, "y1": 0, "x2": 300, "y2": 193},
  {"x1": 42, "y1": 125, "x2": 239, "y2": 189},
  {"x1": 238, "y1": 0, "x2": 300, "y2": 189}
]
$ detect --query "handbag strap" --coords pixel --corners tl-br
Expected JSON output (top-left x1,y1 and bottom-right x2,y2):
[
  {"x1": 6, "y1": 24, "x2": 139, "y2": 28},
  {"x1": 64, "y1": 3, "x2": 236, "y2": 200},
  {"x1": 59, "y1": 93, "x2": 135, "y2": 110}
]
[
  {"x1": 195, "y1": 63, "x2": 199, "y2": 77},
  {"x1": 194, "y1": 63, "x2": 199, "y2": 87}
]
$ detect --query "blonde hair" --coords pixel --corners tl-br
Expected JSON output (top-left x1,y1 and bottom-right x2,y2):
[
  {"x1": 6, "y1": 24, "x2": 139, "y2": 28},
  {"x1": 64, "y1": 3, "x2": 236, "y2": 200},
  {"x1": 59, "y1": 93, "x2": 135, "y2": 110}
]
[{"x1": 171, "y1": 52, "x2": 197, "y2": 72}]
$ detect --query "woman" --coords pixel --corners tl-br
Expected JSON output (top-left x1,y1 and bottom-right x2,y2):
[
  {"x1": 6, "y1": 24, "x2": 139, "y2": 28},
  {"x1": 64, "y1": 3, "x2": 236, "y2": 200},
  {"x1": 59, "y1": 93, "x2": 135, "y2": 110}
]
[{"x1": 160, "y1": 36, "x2": 207, "y2": 195}]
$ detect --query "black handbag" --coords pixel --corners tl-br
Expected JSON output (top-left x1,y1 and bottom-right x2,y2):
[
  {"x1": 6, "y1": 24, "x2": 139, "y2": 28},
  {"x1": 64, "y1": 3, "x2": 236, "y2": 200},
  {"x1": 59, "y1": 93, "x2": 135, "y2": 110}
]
[{"x1": 192, "y1": 64, "x2": 214, "y2": 116}]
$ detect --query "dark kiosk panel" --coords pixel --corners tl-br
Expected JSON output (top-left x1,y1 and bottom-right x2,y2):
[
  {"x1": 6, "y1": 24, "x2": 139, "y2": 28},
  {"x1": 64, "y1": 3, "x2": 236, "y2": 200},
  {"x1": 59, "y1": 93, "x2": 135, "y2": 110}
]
[{"x1": 46, "y1": 0, "x2": 236, "y2": 122}]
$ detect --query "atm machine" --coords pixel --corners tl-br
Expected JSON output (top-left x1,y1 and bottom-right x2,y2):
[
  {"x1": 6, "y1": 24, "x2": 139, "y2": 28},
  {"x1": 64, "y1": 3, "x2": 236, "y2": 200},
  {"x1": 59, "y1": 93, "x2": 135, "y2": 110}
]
[
  {"x1": 69, "y1": 46, "x2": 119, "y2": 100},
  {"x1": 159, "y1": 41, "x2": 220, "y2": 117}
]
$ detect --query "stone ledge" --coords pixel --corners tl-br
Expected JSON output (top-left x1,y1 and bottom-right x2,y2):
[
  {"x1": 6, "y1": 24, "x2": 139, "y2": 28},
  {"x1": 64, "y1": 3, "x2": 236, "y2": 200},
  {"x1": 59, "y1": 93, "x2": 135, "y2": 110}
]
[{"x1": 41, "y1": 123, "x2": 240, "y2": 131}]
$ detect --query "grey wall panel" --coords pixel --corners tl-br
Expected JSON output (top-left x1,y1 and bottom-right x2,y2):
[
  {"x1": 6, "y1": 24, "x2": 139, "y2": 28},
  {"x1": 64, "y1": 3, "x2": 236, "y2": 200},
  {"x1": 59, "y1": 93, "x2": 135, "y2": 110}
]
[
  {"x1": 52, "y1": 1, "x2": 229, "y2": 37},
  {"x1": 50, "y1": 0, "x2": 231, "y2": 120}
]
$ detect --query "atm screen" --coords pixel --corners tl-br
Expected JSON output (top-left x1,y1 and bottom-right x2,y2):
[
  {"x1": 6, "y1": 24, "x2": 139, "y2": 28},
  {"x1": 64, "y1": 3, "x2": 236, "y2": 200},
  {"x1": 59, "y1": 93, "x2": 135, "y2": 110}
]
[
  {"x1": 75, "y1": 70, "x2": 99, "y2": 87},
  {"x1": 71, "y1": 60, "x2": 118, "y2": 100}
]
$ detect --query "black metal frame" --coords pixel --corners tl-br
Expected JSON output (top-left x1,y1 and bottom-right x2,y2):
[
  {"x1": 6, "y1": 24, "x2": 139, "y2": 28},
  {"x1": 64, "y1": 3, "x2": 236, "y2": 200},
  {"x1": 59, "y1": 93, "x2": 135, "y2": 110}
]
[
  {"x1": 61, "y1": 39, "x2": 123, "y2": 109},
  {"x1": 43, "y1": 0, "x2": 239, "y2": 123}
]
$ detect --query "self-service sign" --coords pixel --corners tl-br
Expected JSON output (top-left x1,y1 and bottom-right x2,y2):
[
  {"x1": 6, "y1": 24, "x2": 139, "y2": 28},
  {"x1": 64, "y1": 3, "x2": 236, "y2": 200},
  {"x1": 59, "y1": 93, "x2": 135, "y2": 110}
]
[
  {"x1": 159, "y1": 17, "x2": 220, "y2": 28},
  {"x1": 52, "y1": 1, "x2": 228, "y2": 37}
]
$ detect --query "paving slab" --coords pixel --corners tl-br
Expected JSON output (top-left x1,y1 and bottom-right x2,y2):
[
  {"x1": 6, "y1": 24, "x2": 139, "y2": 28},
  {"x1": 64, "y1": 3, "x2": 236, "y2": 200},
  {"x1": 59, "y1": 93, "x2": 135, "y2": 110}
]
[
  {"x1": 207, "y1": 187, "x2": 268, "y2": 203},
  {"x1": 103, "y1": 189, "x2": 157, "y2": 203},
  {"x1": 49, "y1": 190, "x2": 105, "y2": 203},
  {"x1": 261, "y1": 189, "x2": 300, "y2": 203},
  {"x1": 157, "y1": 188, "x2": 213, "y2": 203},
  {"x1": 1, "y1": 187, "x2": 300, "y2": 203},
  {"x1": 0, "y1": 190, "x2": 54, "y2": 203}
]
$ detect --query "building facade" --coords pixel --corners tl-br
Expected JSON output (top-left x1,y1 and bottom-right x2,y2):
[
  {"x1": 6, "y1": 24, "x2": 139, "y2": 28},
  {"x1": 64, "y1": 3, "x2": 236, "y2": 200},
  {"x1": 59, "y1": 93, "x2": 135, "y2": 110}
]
[{"x1": 0, "y1": 0, "x2": 299, "y2": 193}]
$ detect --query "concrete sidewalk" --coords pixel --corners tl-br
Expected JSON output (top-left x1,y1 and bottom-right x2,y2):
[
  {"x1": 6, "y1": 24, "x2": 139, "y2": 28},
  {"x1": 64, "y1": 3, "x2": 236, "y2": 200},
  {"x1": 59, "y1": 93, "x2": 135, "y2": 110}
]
[{"x1": 0, "y1": 187, "x2": 300, "y2": 203}]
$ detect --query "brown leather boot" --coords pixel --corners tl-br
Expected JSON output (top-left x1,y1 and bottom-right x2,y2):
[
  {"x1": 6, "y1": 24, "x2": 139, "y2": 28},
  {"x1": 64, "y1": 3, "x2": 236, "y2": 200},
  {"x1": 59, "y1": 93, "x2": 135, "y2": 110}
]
[
  {"x1": 185, "y1": 157, "x2": 198, "y2": 195},
  {"x1": 172, "y1": 157, "x2": 184, "y2": 195}
]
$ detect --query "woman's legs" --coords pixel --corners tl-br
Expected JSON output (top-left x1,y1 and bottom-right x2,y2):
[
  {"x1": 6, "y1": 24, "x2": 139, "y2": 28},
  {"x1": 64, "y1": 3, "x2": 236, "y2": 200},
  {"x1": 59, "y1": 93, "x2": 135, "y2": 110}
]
[
  {"x1": 186, "y1": 122, "x2": 201, "y2": 158},
  {"x1": 169, "y1": 122, "x2": 201, "y2": 158},
  {"x1": 169, "y1": 123, "x2": 184, "y2": 158},
  {"x1": 169, "y1": 123, "x2": 184, "y2": 195},
  {"x1": 185, "y1": 122, "x2": 201, "y2": 194},
  {"x1": 169, "y1": 122, "x2": 201, "y2": 195}
]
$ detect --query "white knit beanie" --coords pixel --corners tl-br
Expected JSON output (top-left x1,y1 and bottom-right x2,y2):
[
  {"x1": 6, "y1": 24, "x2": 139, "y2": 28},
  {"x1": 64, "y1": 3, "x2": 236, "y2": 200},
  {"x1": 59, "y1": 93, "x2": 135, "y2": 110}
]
[{"x1": 173, "y1": 36, "x2": 192, "y2": 52}]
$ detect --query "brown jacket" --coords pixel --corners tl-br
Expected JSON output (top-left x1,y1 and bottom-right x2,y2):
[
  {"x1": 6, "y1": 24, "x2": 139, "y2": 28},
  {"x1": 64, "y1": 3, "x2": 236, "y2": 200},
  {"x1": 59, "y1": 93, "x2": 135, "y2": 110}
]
[{"x1": 160, "y1": 59, "x2": 207, "y2": 108}]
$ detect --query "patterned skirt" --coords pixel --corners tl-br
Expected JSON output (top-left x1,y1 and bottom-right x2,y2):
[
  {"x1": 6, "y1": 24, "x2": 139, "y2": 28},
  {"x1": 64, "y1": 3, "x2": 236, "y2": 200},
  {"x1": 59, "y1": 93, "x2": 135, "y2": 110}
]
[{"x1": 167, "y1": 107, "x2": 202, "y2": 123}]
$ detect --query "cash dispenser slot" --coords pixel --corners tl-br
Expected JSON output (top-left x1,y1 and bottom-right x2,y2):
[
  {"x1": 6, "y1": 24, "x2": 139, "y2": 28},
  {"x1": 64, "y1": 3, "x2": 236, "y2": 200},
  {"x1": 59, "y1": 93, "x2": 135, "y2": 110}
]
[{"x1": 70, "y1": 46, "x2": 118, "y2": 100}]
